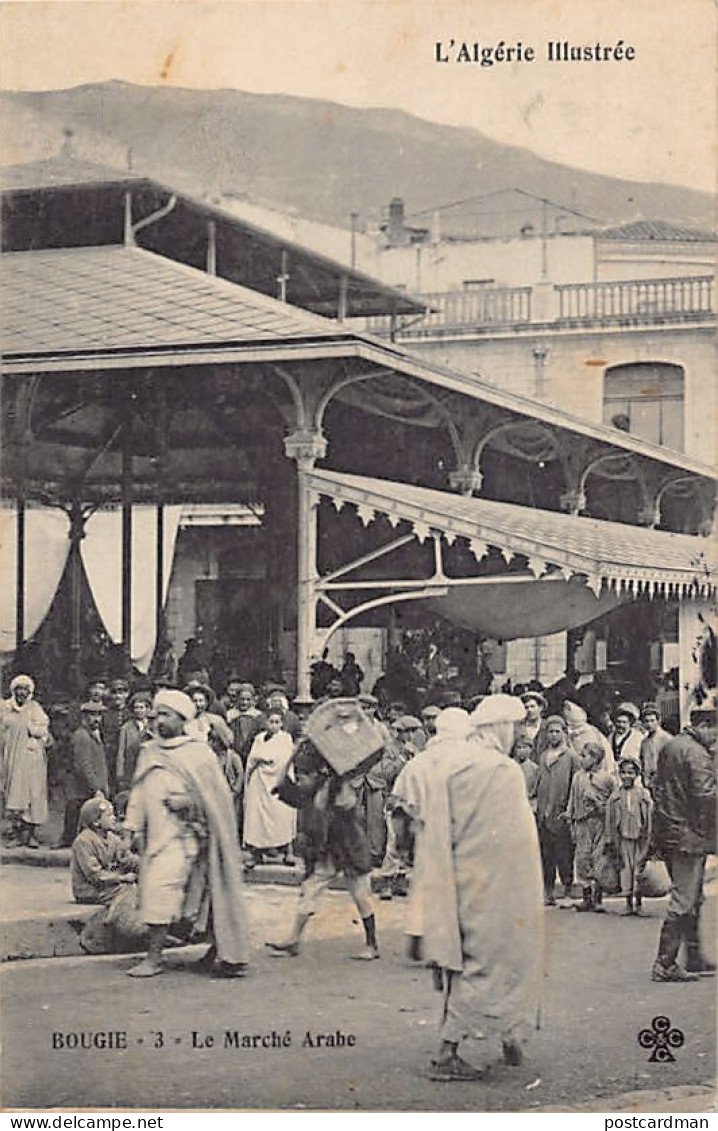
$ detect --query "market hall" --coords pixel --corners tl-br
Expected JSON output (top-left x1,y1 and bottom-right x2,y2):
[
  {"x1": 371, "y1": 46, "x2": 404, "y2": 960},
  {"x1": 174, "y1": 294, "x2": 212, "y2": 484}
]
[{"x1": 1, "y1": 157, "x2": 715, "y2": 706}]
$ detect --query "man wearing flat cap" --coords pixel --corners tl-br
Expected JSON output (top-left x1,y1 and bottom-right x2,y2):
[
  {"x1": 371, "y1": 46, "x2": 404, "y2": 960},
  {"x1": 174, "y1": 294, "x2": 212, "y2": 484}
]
[
  {"x1": 651, "y1": 700, "x2": 716, "y2": 982},
  {"x1": 62, "y1": 701, "x2": 110, "y2": 848},
  {"x1": 420, "y1": 704, "x2": 440, "y2": 737},
  {"x1": 536, "y1": 714, "x2": 580, "y2": 907},
  {"x1": 103, "y1": 679, "x2": 132, "y2": 795},
  {"x1": 124, "y1": 689, "x2": 249, "y2": 978}
]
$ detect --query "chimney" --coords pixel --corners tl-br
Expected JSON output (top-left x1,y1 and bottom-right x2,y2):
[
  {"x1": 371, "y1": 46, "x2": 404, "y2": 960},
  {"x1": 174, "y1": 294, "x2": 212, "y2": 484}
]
[
  {"x1": 61, "y1": 128, "x2": 74, "y2": 158},
  {"x1": 387, "y1": 197, "x2": 407, "y2": 247}
]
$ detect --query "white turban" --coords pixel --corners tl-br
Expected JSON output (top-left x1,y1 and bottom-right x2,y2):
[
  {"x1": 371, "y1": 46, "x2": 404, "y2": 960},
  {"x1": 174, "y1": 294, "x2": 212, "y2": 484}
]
[
  {"x1": 563, "y1": 700, "x2": 588, "y2": 727},
  {"x1": 153, "y1": 688, "x2": 196, "y2": 722},
  {"x1": 435, "y1": 707, "x2": 472, "y2": 739},
  {"x1": 10, "y1": 674, "x2": 34, "y2": 695},
  {"x1": 471, "y1": 694, "x2": 526, "y2": 728},
  {"x1": 470, "y1": 693, "x2": 526, "y2": 758}
]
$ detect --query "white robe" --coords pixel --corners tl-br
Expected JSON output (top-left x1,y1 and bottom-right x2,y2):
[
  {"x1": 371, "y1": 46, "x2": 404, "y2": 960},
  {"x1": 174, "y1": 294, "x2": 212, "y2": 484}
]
[
  {"x1": 243, "y1": 730, "x2": 296, "y2": 850},
  {"x1": 413, "y1": 733, "x2": 544, "y2": 1047},
  {"x1": 0, "y1": 697, "x2": 50, "y2": 825},
  {"x1": 392, "y1": 736, "x2": 457, "y2": 937}
]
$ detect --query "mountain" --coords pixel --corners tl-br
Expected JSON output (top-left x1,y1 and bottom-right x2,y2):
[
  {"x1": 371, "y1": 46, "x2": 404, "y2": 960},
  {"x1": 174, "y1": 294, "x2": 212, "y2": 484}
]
[{"x1": 0, "y1": 81, "x2": 713, "y2": 232}]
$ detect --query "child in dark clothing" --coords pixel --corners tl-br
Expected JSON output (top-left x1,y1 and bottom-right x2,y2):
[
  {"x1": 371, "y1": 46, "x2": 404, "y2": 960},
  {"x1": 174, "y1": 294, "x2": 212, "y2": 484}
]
[{"x1": 512, "y1": 736, "x2": 539, "y2": 813}]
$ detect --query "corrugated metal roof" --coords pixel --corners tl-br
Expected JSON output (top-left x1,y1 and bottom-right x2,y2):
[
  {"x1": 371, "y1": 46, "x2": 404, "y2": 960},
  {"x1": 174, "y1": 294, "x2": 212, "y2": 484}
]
[
  {"x1": 308, "y1": 469, "x2": 716, "y2": 595},
  {"x1": 595, "y1": 221, "x2": 718, "y2": 243},
  {"x1": 0, "y1": 245, "x2": 347, "y2": 356}
]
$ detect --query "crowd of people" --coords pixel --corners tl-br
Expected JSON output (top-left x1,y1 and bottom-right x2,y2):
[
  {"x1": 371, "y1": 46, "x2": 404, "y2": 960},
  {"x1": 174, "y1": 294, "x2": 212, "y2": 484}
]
[{"x1": 0, "y1": 656, "x2": 714, "y2": 1081}]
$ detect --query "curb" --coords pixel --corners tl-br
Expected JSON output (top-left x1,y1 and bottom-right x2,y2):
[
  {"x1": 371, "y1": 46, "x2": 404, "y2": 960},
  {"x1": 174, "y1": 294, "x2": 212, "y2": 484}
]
[
  {"x1": 1, "y1": 847, "x2": 311, "y2": 885},
  {"x1": 0, "y1": 862, "x2": 333, "y2": 963},
  {"x1": 1, "y1": 847, "x2": 304, "y2": 884},
  {"x1": 1, "y1": 907, "x2": 99, "y2": 961}
]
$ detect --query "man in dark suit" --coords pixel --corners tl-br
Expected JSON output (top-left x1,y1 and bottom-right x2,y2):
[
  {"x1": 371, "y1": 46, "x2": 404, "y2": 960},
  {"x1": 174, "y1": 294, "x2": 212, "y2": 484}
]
[
  {"x1": 103, "y1": 678, "x2": 131, "y2": 794},
  {"x1": 61, "y1": 702, "x2": 109, "y2": 847}
]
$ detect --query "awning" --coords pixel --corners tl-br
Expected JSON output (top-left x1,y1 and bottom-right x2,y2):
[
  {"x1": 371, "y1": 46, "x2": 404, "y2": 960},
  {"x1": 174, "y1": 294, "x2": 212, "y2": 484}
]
[
  {"x1": 423, "y1": 579, "x2": 623, "y2": 639},
  {"x1": 307, "y1": 469, "x2": 716, "y2": 600}
]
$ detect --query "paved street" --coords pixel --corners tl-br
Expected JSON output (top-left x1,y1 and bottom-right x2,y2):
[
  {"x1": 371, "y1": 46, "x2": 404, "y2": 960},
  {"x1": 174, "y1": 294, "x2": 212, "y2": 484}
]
[{"x1": 2, "y1": 882, "x2": 715, "y2": 1112}]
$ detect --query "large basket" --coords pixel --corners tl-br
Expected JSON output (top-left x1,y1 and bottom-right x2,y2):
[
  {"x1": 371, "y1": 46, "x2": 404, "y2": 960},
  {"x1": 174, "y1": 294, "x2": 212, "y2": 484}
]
[{"x1": 303, "y1": 698, "x2": 385, "y2": 780}]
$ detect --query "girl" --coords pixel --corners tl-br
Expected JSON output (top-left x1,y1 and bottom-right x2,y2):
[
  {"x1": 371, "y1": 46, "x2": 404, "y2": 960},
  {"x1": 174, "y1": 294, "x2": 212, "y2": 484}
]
[
  {"x1": 244, "y1": 710, "x2": 296, "y2": 867},
  {"x1": 565, "y1": 741, "x2": 617, "y2": 912}
]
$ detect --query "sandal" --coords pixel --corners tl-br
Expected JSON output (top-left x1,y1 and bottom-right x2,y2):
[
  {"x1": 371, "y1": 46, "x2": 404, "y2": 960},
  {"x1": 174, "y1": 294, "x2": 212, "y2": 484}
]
[
  {"x1": 265, "y1": 940, "x2": 300, "y2": 957},
  {"x1": 211, "y1": 961, "x2": 249, "y2": 979},
  {"x1": 426, "y1": 1055, "x2": 487, "y2": 1082}
]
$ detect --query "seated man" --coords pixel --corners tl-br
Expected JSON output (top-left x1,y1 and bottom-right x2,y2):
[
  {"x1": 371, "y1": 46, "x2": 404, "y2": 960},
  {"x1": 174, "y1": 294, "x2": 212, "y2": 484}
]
[{"x1": 71, "y1": 796, "x2": 146, "y2": 954}]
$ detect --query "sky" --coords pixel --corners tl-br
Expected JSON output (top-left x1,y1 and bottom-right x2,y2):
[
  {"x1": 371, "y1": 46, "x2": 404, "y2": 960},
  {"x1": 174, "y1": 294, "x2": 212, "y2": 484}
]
[{"x1": 0, "y1": 0, "x2": 715, "y2": 192}]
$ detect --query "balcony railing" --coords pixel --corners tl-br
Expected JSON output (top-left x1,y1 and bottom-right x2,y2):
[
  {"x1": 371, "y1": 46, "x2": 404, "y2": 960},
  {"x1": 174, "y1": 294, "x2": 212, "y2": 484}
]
[
  {"x1": 364, "y1": 285, "x2": 532, "y2": 335},
  {"x1": 556, "y1": 275, "x2": 714, "y2": 324},
  {"x1": 361, "y1": 275, "x2": 714, "y2": 336}
]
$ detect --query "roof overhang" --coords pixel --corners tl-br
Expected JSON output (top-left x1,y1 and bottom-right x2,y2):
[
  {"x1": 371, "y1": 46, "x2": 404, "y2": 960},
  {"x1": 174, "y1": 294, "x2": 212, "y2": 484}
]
[
  {"x1": 307, "y1": 469, "x2": 716, "y2": 599},
  {"x1": 2, "y1": 245, "x2": 714, "y2": 512},
  {"x1": 0, "y1": 158, "x2": 423, "y2": 318},
  {"x1": 4, "y1": 330, "x2": 711, "y2": 486}
]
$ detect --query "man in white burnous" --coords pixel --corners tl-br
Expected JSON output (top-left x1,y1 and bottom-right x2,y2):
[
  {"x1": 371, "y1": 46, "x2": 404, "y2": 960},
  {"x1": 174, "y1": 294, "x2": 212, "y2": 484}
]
[
  {"x1": 125, "y1": 689, "x2": 250, "y2": 978},
  {"x1": 412, "y1": 694, "x2": 544, "y2": 1081}
]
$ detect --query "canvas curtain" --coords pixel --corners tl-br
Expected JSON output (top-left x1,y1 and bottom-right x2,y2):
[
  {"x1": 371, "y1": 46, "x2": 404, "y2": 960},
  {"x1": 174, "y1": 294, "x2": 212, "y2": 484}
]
[
  {"x1": 80, "y1": 506, "x2": 182, "y2": 673},
  {"x1": 0, "y1": 503, "x2": 72, "y2": 656},
  {"x1": 427, "y1": 578, "x2": 623, "y2": 640}
]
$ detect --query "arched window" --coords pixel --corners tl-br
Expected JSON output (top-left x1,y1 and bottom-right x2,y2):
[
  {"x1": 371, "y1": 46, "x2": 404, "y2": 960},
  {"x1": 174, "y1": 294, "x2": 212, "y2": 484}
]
[{"x1": 603, "y1": 363, "x2": 684, "y2": 451}]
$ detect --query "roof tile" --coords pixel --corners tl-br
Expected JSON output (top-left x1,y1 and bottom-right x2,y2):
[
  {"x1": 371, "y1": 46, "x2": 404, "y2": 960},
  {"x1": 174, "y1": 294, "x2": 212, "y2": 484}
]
[{"x1": 1, "y1": 244, "x2": 344, "y2": 356}]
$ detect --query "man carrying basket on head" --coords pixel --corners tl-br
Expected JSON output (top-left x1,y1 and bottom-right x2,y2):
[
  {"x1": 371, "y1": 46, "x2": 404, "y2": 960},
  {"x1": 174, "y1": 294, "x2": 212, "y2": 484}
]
[{"x1": 265, "y1": 698, "x2": 383, "y2": 961}]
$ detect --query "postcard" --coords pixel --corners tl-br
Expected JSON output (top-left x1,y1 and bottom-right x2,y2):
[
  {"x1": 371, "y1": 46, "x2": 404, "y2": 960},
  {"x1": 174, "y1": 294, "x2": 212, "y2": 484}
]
[{"x1": 1, "y1": 0, "x2": 715, "y2": 1117}]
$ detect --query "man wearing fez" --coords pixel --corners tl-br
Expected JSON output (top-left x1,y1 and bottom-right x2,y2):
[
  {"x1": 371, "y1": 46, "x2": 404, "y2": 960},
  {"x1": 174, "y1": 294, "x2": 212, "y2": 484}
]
[{"x1": 124, "y1": 689, "x2": 249, "y2": 978}]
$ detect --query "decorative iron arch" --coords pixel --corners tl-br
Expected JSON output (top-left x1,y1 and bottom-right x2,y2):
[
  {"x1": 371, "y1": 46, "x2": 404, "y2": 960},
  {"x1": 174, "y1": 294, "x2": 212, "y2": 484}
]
[{"x1": 471, "y1": 419, "x2": 571, "y2": 485}]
